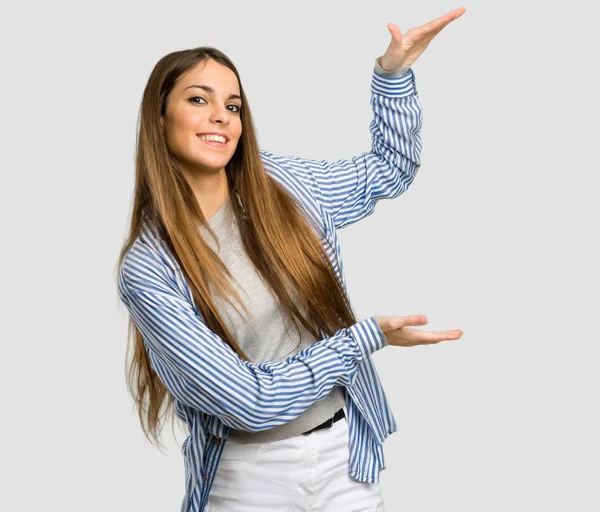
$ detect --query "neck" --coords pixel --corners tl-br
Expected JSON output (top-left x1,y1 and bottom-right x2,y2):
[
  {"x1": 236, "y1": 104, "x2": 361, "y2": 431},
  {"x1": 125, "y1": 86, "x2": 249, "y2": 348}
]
[{"x1": 183, "y1": 166, "x2": 229, "y2": 220}]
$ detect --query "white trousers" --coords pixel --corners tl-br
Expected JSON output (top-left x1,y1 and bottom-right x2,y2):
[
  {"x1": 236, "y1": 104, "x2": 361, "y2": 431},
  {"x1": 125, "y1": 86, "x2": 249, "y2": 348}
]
[{"x1": 205, "y1": 413, "x2": 385, "y2": 511}]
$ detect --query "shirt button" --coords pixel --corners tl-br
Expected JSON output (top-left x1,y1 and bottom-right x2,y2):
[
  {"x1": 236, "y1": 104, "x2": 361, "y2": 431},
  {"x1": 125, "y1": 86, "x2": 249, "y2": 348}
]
[
  {"x1": 204, "y1": 474, "x2": 209, "y2": 481},
  {"x1": 215, "y1": 438, "x2": 221, "y2": 446}
]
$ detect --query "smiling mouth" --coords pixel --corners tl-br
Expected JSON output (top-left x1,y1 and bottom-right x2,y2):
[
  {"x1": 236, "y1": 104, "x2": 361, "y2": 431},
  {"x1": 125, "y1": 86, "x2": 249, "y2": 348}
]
[{"x1": 197, "y1": 136, "x2": 228, "y2": 148}]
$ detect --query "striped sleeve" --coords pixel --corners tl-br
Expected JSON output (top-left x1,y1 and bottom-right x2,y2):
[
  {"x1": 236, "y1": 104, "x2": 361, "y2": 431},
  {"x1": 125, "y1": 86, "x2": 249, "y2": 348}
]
[
  {"x1": 260, "y1": 66, "x2": 423, "y2": 230},
  {"x1": 117, "y1": 244, "x2": 387, "y2": 431}
]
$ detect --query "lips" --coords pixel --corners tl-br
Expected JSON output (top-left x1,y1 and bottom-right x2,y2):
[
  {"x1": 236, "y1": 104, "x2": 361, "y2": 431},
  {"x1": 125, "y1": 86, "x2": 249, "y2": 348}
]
[{"x1": 197, "y1": 135, "x2": 228, "y2": 147}]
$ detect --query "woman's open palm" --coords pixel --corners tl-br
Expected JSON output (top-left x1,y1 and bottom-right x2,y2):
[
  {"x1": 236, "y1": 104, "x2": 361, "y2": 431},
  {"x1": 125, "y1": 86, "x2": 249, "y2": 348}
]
[
  {"x1": 379, "y1": 6, "x2": 466, "y2": 70},
  {"x1": 376, "y1": 315, "x2": 463, "y2": 347}
]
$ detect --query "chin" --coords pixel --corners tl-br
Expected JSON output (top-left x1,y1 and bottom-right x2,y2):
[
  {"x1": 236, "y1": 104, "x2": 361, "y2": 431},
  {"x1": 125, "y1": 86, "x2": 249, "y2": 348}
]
[{"x1": 193, "y1": 158, "x2": 231, "y2": 172}]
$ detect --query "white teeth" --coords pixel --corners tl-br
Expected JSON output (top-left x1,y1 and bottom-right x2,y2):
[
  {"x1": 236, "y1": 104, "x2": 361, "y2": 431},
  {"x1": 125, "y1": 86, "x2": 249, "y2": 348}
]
[{"x1": 199, "y1": 134, "x2": 226, "y2": 143}]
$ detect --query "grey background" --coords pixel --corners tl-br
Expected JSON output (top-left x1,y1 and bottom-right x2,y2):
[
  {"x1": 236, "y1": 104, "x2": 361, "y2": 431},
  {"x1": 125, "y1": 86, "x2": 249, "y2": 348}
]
[{"x1": 2, "y1": 0, "x2": 598, "y2": 510}]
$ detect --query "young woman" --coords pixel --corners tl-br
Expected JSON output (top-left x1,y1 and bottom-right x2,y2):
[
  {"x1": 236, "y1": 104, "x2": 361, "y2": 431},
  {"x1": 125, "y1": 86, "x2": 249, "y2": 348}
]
[{"x1": 116, "y1": 7, "x2": 466, "y2": 512}]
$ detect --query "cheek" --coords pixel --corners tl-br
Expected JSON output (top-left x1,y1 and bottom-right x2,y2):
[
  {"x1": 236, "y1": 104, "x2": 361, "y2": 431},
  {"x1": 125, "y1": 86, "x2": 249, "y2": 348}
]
[
  {"x1": 178, "y1": 110, "x2": 202, "y2": 132},
  {"x1": 167, "y1": 114, "x2": 200, "y2": 148},
  {"x1": 232, "y1": 122, "x2": 243, "y2": 142}
]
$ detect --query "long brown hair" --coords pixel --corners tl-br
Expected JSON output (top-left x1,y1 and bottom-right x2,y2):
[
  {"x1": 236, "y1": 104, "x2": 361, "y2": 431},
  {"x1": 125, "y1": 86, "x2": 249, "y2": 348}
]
[{"x1": 116, "y1": 46, "x2": 359, "y2": 449}]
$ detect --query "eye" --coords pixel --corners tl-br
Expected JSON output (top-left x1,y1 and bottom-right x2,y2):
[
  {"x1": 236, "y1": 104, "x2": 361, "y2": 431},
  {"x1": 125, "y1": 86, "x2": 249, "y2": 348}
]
[{"x1": 188, "y1": 97, "x2": 241, "y2": 114}]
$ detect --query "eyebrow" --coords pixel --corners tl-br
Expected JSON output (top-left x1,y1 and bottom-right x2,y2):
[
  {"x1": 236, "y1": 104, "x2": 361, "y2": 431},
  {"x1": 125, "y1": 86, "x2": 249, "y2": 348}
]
[{"x1": 183, "y1": 84, "x2": 242, "y2": 101}]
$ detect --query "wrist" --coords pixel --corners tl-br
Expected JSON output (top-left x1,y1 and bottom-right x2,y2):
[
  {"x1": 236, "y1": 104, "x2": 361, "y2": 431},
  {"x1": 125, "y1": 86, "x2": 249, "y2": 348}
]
[{"x1": 377, "y1": 55, "x2": 406, "y2": 72}]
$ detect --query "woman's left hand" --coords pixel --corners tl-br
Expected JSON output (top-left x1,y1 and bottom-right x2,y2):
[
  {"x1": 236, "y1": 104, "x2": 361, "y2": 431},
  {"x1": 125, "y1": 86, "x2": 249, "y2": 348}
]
[{"x1": 378, "y1": 6, "x2": 467, "y2": 71}]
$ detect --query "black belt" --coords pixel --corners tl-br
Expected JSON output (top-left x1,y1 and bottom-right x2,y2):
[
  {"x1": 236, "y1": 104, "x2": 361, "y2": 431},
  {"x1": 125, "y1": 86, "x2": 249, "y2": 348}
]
[{"x1": 302, "y1": 408, "x2": 345, "y2": 435}]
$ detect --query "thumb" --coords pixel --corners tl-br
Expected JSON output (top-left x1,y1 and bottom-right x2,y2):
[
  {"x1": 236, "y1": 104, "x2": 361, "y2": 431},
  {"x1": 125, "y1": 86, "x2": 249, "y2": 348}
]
[
  {"x1": 377, "y1": 315, "x2": 428, "y2": 332},
  {"x1": 387, "y1": 23, "x2": 402, "y2": 41},
  {"x1": 394, "y1": 315, "x2": 428, "y2": 329}
]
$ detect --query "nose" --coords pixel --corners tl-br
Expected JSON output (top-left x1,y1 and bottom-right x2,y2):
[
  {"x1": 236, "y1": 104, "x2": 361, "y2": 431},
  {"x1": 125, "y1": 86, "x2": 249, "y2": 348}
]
[{"x1": 209, "y1": 104, "x2": 231, "y2": 125}]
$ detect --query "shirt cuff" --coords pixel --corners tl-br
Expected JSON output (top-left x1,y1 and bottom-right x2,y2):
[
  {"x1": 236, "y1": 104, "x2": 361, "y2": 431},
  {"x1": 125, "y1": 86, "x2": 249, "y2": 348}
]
[
  {"x1": 374, "y1": 56, "x2": 411, "y2": 77},
  {"x1": 348, "y1": 315, "x2": 388, "y2": 361}
]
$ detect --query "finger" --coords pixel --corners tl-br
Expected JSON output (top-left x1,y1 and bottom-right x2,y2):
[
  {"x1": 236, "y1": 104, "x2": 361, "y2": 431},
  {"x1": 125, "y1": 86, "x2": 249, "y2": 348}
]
[
  {"x1": 421, "y1": 330, "x2": 463, "y2": 344},
  {"x1": 413, "y1": 7, "x2": 466, "y2": 36},
  {"x1": 454, "y1": 6, "x2": 467, "y2": 19}
]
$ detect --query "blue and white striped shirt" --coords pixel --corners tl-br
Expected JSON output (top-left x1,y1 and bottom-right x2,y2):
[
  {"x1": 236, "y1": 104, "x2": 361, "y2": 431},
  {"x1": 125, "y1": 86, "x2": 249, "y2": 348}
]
[{"x1": 118, "y1": 65, "x2": 422, "y2": 512}]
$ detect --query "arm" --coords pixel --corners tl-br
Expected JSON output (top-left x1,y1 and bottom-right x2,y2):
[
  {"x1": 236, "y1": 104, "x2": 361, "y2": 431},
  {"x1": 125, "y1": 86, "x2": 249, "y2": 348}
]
[
  {"x1": 118, "y1": 245, "x2": 387, "y2": 432},
  {"x1": 260, "y1": 60, "x2": 423, "y2": 230}
]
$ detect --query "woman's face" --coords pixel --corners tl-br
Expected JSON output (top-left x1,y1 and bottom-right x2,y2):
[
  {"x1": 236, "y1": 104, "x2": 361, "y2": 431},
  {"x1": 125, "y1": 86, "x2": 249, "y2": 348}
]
[{"x1": 162, "y1": 59, "x2": 243, "y2": 176}]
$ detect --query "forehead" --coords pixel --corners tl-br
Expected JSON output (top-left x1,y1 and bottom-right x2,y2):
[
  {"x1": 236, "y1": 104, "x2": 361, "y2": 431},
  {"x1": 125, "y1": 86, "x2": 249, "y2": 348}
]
[{"x1": 177, "y1": 59, "x2": 240, "y2": 95}]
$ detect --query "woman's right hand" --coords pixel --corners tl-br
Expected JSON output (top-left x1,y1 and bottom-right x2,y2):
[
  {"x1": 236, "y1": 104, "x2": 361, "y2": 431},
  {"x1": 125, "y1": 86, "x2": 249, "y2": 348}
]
[{"x1": 376, "y1": 315, "x2": 463, "y2": 347}]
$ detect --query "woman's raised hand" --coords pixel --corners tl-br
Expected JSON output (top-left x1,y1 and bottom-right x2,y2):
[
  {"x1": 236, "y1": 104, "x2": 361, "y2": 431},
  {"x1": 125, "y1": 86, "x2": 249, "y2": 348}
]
[
  {"x1": 376, "y1": 315, "x2": 463, "y2": 347},
  {"x1": 378, "y1": 6, "x2": 467, "y2": 71}
]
